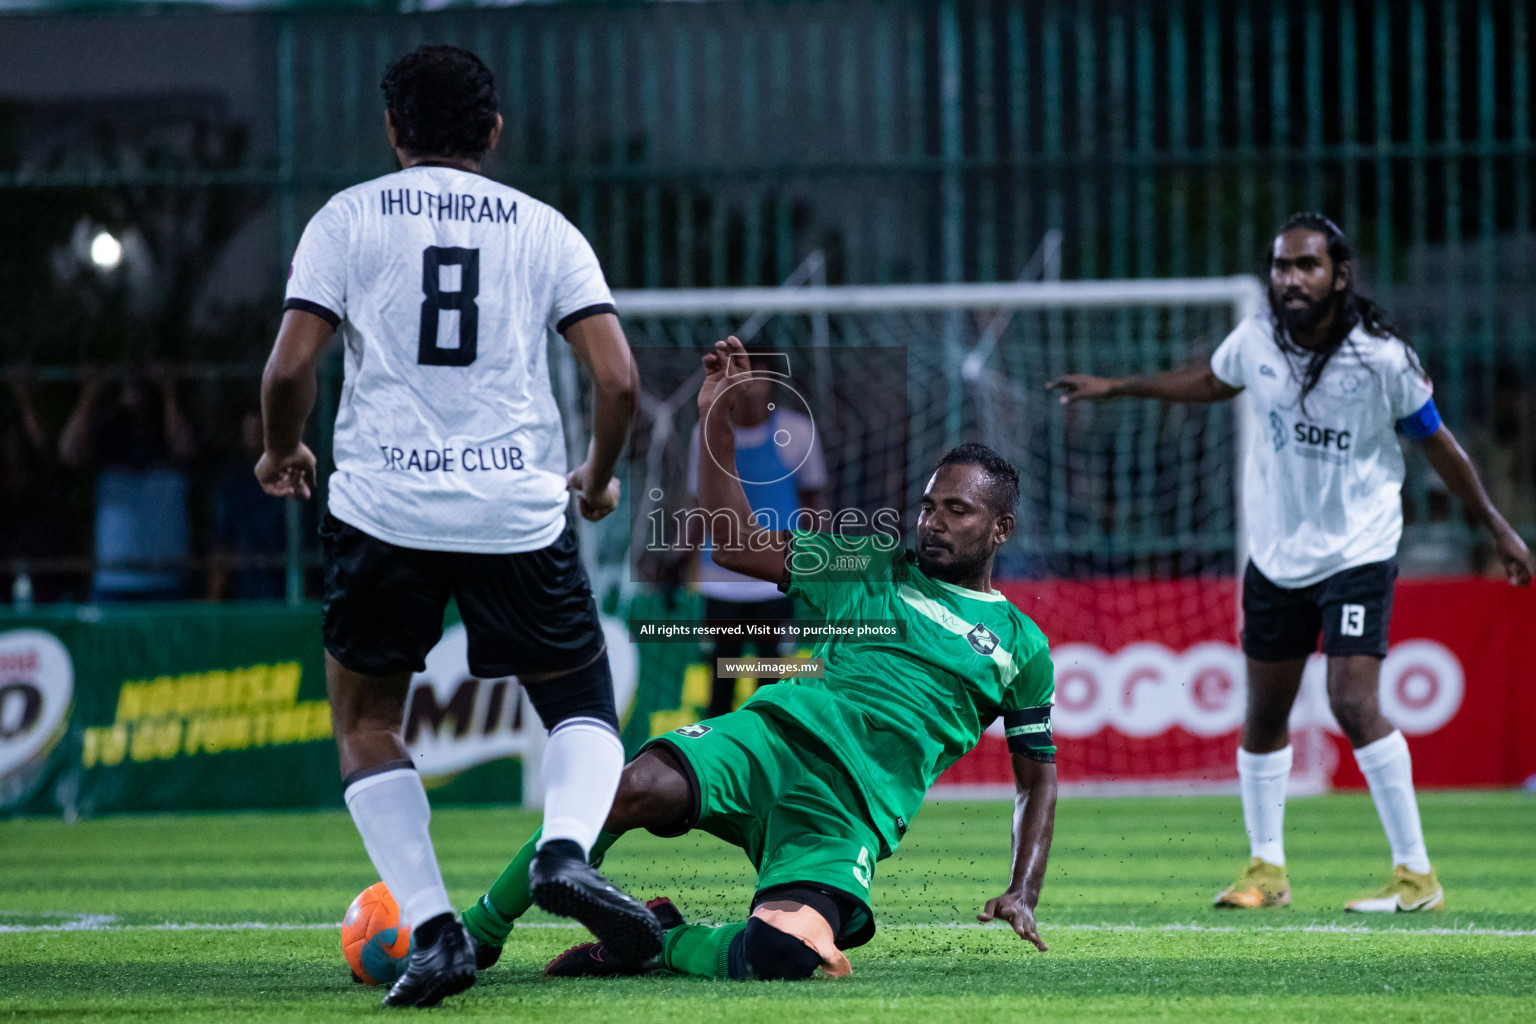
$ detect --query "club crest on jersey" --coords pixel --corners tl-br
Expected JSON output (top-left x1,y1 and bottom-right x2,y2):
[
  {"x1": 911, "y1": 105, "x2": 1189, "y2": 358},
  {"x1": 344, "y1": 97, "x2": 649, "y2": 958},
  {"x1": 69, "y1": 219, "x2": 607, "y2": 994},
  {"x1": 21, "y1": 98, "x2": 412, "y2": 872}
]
[
  {"x1": 1330, "y1": 371, "x2": 1364, "y2": 398},
  {"x1": 1259, "y1": 364, "x2": 1277, "y2": 378},
  {"x1": 674, "y1": 723, "x2": 712, "y2": 738},
  {"x1": 966, "y1": 623, "x2": 1000, "y2": 657}
]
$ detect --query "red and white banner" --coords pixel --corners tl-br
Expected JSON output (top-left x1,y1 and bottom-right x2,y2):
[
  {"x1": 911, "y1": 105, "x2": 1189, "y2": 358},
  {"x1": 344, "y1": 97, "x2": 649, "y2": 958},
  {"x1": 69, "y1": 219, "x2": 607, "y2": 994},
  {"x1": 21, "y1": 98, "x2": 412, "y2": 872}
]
[{"x1": 937, "y1": 578, "x2": 1536, "y2": 792}]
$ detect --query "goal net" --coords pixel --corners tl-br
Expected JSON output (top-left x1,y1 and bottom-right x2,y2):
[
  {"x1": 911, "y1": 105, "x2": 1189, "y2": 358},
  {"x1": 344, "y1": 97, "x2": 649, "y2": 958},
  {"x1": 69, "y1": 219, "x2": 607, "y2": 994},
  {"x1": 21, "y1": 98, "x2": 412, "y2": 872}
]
[{"x1": 572, "y1": 277, "x2": 1334, "y2": 797}]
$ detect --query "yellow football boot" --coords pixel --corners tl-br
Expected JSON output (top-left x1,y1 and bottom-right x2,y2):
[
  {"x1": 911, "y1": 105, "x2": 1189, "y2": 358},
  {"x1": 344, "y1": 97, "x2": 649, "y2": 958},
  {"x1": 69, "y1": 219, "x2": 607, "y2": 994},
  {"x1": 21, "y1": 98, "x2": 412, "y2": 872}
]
[
  {"x1": 1345, "y1": 865, "x2": 1444, "y2": 913},
  {"x1": 1213, "y1": 858, "x2": 1291, "y2": 909}
]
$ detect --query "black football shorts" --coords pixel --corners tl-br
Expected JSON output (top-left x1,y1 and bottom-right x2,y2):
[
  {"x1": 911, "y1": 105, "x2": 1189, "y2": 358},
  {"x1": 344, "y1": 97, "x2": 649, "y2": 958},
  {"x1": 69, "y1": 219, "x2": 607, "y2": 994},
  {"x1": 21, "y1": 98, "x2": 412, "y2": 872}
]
[
  {"x1": 321, "y1": 513, "x2": 605, "y2": 678},
  {"x1": 1241, "y1": 558, "x2": 1397, "y2": 661}
]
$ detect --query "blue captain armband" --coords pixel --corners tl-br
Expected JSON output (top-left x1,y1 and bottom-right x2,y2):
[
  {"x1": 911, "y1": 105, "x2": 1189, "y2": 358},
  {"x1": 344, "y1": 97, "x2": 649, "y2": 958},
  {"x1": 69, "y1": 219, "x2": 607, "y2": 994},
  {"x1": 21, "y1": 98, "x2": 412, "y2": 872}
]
[
  {"x1": 1395, "y1": 398, "x2": 1442, "y2": 443},
  {"x1": 1002, "y1": 705, "x2": 1056, "y2": 763}
]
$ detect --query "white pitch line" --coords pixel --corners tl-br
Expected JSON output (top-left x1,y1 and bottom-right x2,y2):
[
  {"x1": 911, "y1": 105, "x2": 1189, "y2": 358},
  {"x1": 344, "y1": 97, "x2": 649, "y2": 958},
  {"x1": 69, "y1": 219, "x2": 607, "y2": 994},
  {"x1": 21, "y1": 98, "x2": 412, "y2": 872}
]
[
  {"x1": 893, "y1": 921, "x2": 1536, "y2": 938},
  {"x1": 0, "y1": 921, "x2": 338, "y2": 935},
  {"x1": 0, "y1": 919, "x2": 590, "y2": 935},
  {"x1": 2, "y1": 919, "x2": 1533, "y2": 937}
]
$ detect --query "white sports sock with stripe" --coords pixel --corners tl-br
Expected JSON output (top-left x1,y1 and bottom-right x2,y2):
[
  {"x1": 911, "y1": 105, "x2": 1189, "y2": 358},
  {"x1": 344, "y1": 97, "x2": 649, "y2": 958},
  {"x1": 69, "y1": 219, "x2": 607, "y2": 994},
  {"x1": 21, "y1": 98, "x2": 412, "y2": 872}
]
[
  {"x1": 1353, "y1": 730, "x2": 1432, "y2": 874},
  {"x1": 1237, "y1": 745, "x2": 1292, "y2": 866},
  {"x1": 343, "y1": 766, "x2": 454, "y2": 928}
]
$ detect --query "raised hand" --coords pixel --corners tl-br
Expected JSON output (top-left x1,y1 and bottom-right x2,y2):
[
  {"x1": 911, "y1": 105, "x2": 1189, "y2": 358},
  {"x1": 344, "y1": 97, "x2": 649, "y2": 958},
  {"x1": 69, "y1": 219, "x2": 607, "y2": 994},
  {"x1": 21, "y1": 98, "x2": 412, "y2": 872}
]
[{"x1": 698, "y1": 335, "x2": 752, "y2": 419}]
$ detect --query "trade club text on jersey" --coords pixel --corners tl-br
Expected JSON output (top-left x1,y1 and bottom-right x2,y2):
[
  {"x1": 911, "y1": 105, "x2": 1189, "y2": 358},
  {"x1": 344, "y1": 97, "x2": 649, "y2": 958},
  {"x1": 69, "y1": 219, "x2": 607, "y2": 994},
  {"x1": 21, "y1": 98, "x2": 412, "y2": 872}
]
[{"x1": 379, "y1": 445, "x2": 525, "y2": 472}]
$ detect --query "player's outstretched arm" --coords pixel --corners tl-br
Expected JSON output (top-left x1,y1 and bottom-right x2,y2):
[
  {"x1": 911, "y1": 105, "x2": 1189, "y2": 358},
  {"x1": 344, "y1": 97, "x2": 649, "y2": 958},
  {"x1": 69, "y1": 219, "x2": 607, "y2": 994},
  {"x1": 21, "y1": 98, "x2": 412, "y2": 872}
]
[
  {"x1": 1419, "y1": 425, "x2": 1534, "y2": 586},
  {"x1": 977, "y1": 753, "x2": 1057, "y2": 952},
  {"x1": 256, "y1": 308, "x2": 332, "y2": 500},
  {"x1": 1047, "y1": 363, "x2": 1240, "y2": 405},
  {"x1": 565, "y1": 313, "x2": 638, "y2": 522},
  {"x1": 695, "y1": 336, "x2": 789, "y2": 584}
]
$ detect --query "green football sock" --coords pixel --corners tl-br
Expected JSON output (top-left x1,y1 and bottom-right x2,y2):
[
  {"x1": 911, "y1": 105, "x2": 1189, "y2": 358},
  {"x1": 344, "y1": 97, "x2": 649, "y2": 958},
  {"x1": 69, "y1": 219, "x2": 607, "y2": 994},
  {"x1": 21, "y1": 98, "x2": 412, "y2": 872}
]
[
  {"x1": 461, "y1": 827, "x2": 540, "y2": 947},
  {"x1": 660, "y1": 922, "x2": 748, "y2": 980},
  {"x1": 461, "y1": 828, "x2": 623, "y2": 948}
]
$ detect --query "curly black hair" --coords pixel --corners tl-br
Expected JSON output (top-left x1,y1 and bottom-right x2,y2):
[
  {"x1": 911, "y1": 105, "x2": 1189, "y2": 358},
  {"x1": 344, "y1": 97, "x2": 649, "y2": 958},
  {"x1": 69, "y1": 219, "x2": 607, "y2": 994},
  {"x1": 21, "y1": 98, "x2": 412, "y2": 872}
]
[
  {"x1": 381, "y1": 45, "x2": 499, "y2": 158},
  {"x1": 937, "y1": 442, "x2": 1020, "y2": 518}
]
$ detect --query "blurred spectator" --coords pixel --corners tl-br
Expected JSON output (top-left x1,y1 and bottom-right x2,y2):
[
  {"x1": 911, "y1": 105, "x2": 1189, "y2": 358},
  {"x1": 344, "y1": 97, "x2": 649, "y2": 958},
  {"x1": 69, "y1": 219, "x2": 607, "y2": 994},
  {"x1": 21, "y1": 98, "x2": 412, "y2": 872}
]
[
  {"x1": 59, "y1": 366, "x2": 195, "y2": 602},
  {"x1": 205, "y1": 406, "x2": 286, "y2": 601},
  {"x1": 1, "y1": 369, "x2": 76, "y2": 603}
]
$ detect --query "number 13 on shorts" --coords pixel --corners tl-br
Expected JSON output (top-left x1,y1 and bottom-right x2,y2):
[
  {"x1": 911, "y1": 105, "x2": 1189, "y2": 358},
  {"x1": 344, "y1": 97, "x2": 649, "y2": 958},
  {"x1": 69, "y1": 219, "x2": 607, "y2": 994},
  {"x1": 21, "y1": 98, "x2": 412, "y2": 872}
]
[{"x1": 1340, "y1": 603, "x2": 1366, "y2": 637}]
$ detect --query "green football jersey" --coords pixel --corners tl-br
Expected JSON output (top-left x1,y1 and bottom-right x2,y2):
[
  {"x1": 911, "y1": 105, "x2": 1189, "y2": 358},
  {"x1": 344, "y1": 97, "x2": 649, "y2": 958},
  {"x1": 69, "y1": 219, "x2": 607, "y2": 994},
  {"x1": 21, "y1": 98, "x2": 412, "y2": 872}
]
[{"x1": 743, "y1": 529, "x2": 1054, "y2": 857}]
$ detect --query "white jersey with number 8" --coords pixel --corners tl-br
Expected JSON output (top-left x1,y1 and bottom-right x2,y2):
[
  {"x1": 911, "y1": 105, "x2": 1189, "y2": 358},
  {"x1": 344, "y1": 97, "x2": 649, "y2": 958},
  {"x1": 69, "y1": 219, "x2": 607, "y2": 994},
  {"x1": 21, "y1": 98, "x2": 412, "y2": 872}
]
[{"x1": 285, "y1": 164, "x2": 615, "y2": 553}]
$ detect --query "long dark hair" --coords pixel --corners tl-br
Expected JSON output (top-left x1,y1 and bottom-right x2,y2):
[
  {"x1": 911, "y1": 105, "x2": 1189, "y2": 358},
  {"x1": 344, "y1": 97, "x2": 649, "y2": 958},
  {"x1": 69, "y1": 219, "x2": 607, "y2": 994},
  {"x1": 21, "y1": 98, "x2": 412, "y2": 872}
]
[{"x1": 1268, "y1": 213, "x2": 1422, "y2": 412}]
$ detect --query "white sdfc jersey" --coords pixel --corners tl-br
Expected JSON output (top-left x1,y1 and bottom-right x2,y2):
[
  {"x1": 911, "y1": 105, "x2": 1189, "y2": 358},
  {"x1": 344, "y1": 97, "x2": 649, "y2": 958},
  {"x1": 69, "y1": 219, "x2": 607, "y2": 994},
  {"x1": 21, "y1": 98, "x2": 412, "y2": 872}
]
[
  {"x1": 1211, "y1": 315, "x2": 1435, "y2": 588},
  {"x1": 285, "y1": 165, "x2": 615, "y2": 553}
]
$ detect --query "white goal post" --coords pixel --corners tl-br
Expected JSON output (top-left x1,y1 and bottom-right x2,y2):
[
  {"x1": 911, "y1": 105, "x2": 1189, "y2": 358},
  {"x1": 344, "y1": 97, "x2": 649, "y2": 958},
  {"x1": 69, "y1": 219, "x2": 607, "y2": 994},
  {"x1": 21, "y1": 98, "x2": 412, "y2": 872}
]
[{"x1": 614, "y1": 277, "x2": 1266, "y2": 315}]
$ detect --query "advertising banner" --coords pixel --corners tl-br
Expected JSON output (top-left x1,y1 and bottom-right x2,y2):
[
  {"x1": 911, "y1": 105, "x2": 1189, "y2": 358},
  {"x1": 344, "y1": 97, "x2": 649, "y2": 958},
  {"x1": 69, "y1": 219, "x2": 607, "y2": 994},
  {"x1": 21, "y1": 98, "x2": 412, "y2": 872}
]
[
  {"x1": 624, "y1": 579, "x2": 1536, "y2": 794},
  {"x1": 937, "y1": 578, "x2": 1536, "y2": 792},
  {"x1": 0, "y1": 604, "x2": 639, "y2": 818},
  {"x1": 6, "y1": 578, "x2": 1530, "y2": 817},
  {"x1": 1, "y1": 605, "x2": 337, "y2": 818}
]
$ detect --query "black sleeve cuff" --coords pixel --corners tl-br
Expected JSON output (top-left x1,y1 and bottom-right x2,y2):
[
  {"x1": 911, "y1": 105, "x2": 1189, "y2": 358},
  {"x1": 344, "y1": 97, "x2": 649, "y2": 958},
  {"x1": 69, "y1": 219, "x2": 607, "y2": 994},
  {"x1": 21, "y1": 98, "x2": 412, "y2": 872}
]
[
  {"x1": 283, "y1": 298, "x2": 341, "y2": 328},
  {"x1": 556, "y1": 302, "x2": 617, "y2": 334}
]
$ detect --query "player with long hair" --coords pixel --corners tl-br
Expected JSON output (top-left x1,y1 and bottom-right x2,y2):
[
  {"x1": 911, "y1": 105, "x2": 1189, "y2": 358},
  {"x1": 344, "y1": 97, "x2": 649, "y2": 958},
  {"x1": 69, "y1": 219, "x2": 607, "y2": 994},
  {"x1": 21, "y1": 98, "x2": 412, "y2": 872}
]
[{"x1": 1049, "y1": 213, "x2": 1532, "y2": 912}]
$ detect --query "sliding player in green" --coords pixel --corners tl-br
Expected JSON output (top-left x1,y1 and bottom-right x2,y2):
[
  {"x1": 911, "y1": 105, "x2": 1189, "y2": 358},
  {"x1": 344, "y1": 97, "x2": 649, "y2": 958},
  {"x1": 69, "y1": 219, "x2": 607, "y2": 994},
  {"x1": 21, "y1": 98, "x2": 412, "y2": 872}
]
[{"x1": 461, "y1": 336, "x2": 1059, "y2": 980}]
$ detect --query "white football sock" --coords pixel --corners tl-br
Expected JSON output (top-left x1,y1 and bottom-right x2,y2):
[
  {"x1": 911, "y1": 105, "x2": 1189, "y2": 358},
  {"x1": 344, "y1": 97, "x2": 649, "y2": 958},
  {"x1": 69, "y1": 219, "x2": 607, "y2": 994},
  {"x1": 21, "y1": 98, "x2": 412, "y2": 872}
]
[
  {"x1": 1353, "y1": 730, "x2": 1432, "y2": 874},
  {"x1": 343, "y1": 767, "x2": 454, "y2": 927},
  {"x1": 536, "y1": 717, "x2": 624, "y2": 858},
  {"x1": 1238, "y1": 745, "x2": 1292, "y2": 866}
]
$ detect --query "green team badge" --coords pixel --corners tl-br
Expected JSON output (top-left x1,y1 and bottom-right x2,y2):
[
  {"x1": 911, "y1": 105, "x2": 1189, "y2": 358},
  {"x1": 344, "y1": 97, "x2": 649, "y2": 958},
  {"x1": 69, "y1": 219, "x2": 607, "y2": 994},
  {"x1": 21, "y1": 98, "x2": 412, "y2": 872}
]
[
  {"x1": 674, "y1": 724, "x2": 712, "y2": 738},
  {"x1": 966, "y1": 623, "x2": 1000, "y2": 656}
]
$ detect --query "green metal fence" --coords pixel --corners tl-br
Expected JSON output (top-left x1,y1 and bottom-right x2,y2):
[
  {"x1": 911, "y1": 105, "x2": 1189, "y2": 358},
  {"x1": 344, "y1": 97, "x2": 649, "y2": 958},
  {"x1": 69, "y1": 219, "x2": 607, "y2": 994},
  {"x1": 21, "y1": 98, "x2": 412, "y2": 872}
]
[{"x1": 1, "y1": 0, "x2": 1533, "y2": 595}]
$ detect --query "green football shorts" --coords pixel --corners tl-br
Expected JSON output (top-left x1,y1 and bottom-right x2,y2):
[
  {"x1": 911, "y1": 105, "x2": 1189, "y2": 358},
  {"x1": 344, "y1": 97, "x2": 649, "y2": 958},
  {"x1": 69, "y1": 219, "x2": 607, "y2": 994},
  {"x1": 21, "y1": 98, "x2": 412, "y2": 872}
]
[{"x1": 641, "y1": 707, "x2": 879, "y2": 946}]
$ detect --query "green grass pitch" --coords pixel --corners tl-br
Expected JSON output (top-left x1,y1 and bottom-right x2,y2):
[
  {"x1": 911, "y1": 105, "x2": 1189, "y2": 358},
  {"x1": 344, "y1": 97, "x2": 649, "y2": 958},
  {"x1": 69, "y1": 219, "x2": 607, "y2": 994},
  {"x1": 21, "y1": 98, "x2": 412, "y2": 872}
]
[{"x1": 3, "y1": 792, "x2": 1533, "y2": 1023}]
